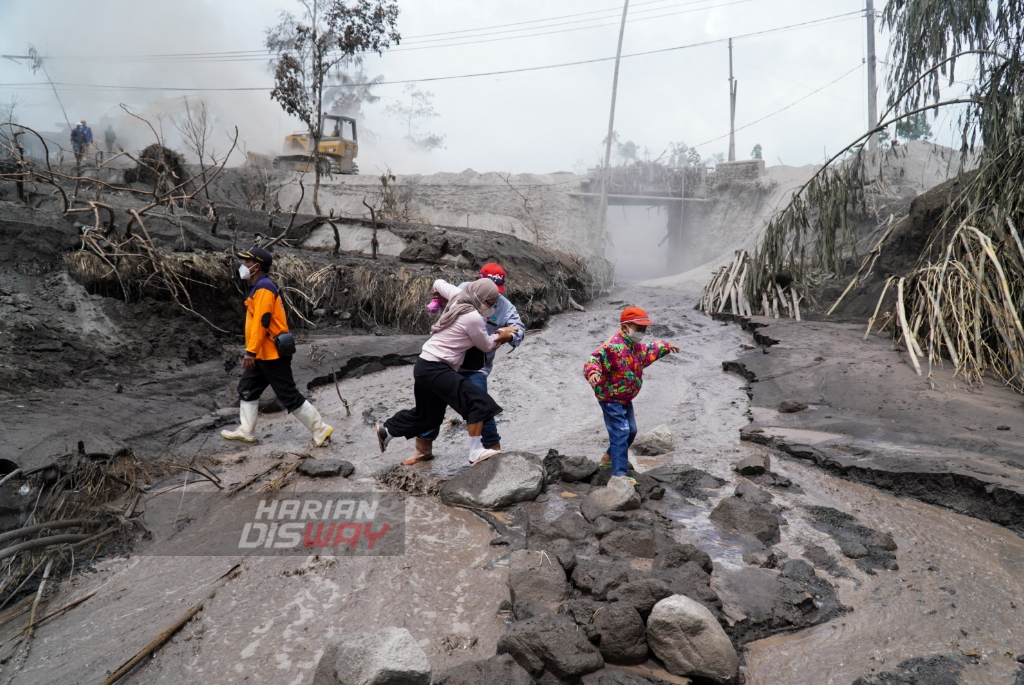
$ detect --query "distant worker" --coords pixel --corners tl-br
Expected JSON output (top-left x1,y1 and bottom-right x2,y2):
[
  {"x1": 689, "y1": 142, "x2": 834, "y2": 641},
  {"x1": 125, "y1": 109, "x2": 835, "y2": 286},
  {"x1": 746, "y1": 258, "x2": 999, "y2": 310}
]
[
  {"x1": 70, "y1": 120, "x2": 92, "y2": 163},
  {"x1": 221, "y1": 247, "x2": 334, "y2": 447},
  {"x1": 104, "y1": 125, "x2": 117, "y2": 153},
  {"x1": 891, "y1": 138, "x2": 900, "y2": 148}
]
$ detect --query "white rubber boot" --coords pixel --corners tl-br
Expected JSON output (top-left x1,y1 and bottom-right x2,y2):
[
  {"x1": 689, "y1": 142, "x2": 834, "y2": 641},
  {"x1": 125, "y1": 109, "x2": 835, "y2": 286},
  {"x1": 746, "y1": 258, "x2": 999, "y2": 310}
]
[
  {"x1": 221, "y1": 400, "x2": 258, "y2": 442},
  {"x1": 292, "y1": 401, "x2": 334, "y2": 447}
]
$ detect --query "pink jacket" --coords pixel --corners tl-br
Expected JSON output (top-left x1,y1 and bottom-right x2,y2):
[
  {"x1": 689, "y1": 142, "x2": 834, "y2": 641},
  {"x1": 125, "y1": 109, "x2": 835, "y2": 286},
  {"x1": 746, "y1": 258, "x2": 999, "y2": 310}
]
[{"x1": 420, "y1": 279, "x2": 498, "y2": 370}]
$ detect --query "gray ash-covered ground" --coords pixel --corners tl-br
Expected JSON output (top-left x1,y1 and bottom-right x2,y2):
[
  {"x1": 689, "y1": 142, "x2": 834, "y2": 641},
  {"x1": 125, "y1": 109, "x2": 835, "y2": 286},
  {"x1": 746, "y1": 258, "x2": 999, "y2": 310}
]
[{"x1": 2, "y1": 159, "x2": 1024, "y2": 685}]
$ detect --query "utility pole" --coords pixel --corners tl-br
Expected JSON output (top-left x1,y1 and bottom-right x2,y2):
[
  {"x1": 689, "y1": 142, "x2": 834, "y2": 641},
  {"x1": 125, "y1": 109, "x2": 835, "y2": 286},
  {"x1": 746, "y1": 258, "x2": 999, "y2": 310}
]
[
  {"x1": 598, "y1": 0, "x2": 630, "y2": 244},
  {"x1": 728, "y1": 38, "x2": 737, "y2": 162},
  {"x1": 866, "y1": 0, "x2": 878, "y2": 151}
]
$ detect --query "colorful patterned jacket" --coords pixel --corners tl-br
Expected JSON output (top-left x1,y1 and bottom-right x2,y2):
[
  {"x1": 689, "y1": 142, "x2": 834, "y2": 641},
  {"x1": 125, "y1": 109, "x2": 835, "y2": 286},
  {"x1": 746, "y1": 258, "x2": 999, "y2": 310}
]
[{"x1": 583, "y1": 331, "x2": 672, "y2": 404}]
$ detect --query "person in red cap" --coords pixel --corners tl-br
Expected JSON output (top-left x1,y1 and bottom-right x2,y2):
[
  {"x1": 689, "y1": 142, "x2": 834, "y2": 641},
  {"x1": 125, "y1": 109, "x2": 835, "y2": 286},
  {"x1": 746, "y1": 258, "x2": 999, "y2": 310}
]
[
  {"x1": 407, "y1": 262, "x2": 525, "y2": 464},
  {"x1": 583, "y1": 306, "x2": 679, "y2": 484}
]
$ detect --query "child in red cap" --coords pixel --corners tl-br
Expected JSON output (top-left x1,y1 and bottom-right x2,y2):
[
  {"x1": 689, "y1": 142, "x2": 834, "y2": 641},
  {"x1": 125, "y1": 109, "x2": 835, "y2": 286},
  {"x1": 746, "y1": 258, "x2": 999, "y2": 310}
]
[{"x1": 583, "y1": 306, "x2": 679, "y2": 484}]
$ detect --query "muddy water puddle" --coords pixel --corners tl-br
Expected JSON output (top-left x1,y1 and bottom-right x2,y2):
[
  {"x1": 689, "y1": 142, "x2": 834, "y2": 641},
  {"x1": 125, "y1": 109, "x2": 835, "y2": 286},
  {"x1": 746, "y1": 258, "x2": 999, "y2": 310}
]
[{"x1": 742, "y1": 456, "x2": 1024, "y2": 685}]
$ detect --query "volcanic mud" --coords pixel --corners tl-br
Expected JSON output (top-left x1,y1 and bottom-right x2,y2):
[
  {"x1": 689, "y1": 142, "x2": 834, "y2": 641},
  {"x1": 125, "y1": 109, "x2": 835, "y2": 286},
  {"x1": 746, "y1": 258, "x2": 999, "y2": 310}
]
[{"x1": 3, "y1": 286, "x2": 1022, "y2": 683}]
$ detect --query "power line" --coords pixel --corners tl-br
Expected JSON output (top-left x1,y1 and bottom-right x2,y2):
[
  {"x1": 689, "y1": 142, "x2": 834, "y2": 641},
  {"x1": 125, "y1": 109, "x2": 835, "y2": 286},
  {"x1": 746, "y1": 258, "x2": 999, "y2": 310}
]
[
  {"x1": 693, "y1": 63, "x2": 864, "y2": 149},
  {"x1": 0, "y1": 11, "x2": 863, "y2": 93},
  {"x1": 37, "y1": 0, "x2": 762, "y2": 63}
]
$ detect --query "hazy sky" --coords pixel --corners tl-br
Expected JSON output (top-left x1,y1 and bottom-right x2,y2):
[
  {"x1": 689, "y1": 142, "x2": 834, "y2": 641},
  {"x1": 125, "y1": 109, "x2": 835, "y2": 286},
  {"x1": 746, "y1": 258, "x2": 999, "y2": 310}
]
[{"x1": 0, "y1": 0, "x2": 962, "y2": 174}]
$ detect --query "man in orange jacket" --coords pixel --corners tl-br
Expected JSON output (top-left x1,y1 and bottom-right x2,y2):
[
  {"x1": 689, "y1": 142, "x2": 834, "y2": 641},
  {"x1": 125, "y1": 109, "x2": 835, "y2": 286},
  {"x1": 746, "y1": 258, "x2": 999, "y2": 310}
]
[{"x1": 221, "y1": 247, "x2": 333, "y2": 446}]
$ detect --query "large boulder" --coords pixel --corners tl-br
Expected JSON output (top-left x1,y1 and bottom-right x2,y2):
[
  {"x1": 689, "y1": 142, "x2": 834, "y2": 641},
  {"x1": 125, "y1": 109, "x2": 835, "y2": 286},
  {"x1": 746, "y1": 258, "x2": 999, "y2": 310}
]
[
  {"x1": 440, "y1": 451, "x2": 545, "y2": 510},
  {"x1": 432, "y1": 654, "x2": 534, "y2": 685},
  {"x1": 496, "y1": 613, "x2": 605, "y2": 680},
  {"x1": 653, "y1": 535, "x2": 714, "y2": 574},
  {"x1": 599, "y1": 528, "x2": 657, "y2": 558},
  {"x1": 630, "y1": 425, "x2": 673, "y2": 456},
  {"x1": 551, "y1": 511, "x2": 595, "y2": 541},
  {"x1": 507, "y1": 549, "x2": 569, "y2": 607},
  {"x1": 312, "y1": 627, "x2": 430, "y2": 685},
  {"x1": 646, "y1": 595, "x2": 739, "y2": 683},
  {"x1": 592, "y1": 603, "x2": 648, "y2": 664},
  {"x1": 709, "y1": 496, "x2": 781, "y2": 546},
  {"x1": 561, "y1": 454, "x2": 600, "y2": 482},
  {"x1": 571, "y1": 558, "x2": 631, "y2": 600},
  {"x1": 581, "y1": 477, "x2": 640, "y2": 522},
  {"x1": 607, "y1": 578, "x2": 673, "y2": 617}
]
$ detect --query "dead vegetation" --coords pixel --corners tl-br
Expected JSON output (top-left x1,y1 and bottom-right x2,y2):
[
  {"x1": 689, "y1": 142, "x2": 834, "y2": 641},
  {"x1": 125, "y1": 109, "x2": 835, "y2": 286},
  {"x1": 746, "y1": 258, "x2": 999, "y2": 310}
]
[
  {"x1": 0, "y1": 449, "x2": 156, "y2": 633},
  {"x1": 700, "y1": 1, "x2": 1024, "y2": 393}
]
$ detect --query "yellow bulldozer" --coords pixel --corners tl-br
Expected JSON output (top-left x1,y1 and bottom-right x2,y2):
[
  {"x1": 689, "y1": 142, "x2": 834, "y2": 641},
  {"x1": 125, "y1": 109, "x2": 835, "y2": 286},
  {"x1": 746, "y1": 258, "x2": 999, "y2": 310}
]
[{"x1": 273, "y1": 114, "x2": 359, "y2": 175}]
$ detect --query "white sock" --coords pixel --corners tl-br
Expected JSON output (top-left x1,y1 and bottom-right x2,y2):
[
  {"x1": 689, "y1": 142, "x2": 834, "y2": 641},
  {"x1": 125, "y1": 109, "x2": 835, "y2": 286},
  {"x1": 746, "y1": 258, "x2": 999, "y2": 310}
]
[{"x1": 469, "y1": 435, "x2": 483, "y2": 454}]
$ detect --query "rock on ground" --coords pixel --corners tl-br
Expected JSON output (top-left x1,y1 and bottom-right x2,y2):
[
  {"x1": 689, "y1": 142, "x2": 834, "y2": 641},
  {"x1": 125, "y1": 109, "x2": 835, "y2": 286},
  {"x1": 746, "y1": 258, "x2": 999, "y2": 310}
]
[
  {"x1": 507, "y1": 549, "x2": 570, "y2": 607},
  {"x1": 599, "y1": 529, "x2": 657, "y2": 558},
  {"x1": 646, "y1": 595, "x2": 739, "y2": 683},
  {"x1": 607, "y1": 578, "x2": 673, "y2": 617},
  {"x1": 551, "y1": 511, "x2": 595, "y2": 540},
  {"x1": 440, "y1": 451, "x2": 545, "y2": 510},
  {"x1": 734, "y1": 453, "x2": 770, "y2": 476},
  {"x1": 581, "y1": 477, "x2": 641, "y2": 522},
  {"x1": 630, "y1": 424, "x2": 673, "y2": 456},
  {"x1": 432, "y1": 654, "x2": 534, "y2": 685},
  {"x1": 496, "y1": 613, "x2": 605, "y2": 680},
  {"x1": 709, "y1": 495, "x2": 781, "y2": 546},
  {"x1": 313, "y1": 627, "x2": 430, "y2": 685},
  {"x1": 528, "y1": 537, "x2": 577, "y2": 572},
  {"x1": 298, "y1": 458, "x2": 355, "y2": 478},
  {"x1": 777, "y1": 400, "x2": 808, "y2": 413},
  {"x1": 592, "y1": 603, "x2": 648, "y2": 664},
  {"x1": 560, "y1": 454, "x2": 600, "y2": 482},
  {"x1": 581, "y1": 669, "x2": 679, "y2": 684},
  {"x1": 850, "y1": 654, "x2": 966, "y2": 685}
]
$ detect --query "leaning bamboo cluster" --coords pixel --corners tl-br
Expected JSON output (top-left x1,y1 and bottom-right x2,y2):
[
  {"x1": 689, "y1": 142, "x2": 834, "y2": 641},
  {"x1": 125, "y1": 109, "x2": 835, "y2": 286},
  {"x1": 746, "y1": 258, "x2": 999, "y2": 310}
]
[
  {"x1": 868, "y1": 219, "x2": 1024, "y2": 390},
  {"x1": 698, "y1": 250, "x2": 803, "y2": 320}
]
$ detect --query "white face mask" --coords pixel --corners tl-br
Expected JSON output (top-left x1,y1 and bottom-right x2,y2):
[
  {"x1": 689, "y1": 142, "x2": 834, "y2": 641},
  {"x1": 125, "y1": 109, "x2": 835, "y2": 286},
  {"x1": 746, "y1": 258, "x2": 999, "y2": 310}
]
[
  {"x1": 480, "y1": 305, "x2": 495, "y2": 318},
  {"x1": 623, "y1": 326, "x2": 645, "y2": 343},
  {"x1": 238, "y1": 264, "x2": 251, "y2": 280}
]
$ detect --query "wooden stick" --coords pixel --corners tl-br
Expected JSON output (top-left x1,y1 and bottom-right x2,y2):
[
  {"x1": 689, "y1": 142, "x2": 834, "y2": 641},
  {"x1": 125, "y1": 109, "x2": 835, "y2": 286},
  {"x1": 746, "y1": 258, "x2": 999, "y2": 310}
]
[
  {"x1": 98, "y1": 564, "x2": 241, "y2": 685},
  {"x1": 228, "y1": 460, "x2": 283, "y2": 496},
  {"x1": 0, "y1": 468, "x2": 22, "y2": 489},
  {"x1": 21, "y1": 589, "x2": 96, "y2": 632},
  {"x1": 864, "y1": 276, "x2": 894, "y2": 340},
  {"x1": 27, "y1": 557, "x2": 54, "y2": 637}
]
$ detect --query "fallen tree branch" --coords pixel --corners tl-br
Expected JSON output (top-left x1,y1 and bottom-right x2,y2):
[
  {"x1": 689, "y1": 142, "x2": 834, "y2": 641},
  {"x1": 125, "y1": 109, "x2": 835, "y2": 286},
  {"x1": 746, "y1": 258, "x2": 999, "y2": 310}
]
[
  {"x1": 20, "y1": 589, "x2": 96, "y2": 633},
  {"x1": 0, "y1": 519, "x2": 88, "y2": 546},
  {"x1": 98, "y1": 564, "x2": 241, "y2": 685},
  {"x1": 0, "y1": 534, "x2": 91, "y2": 562},
  {"x1": 228, "y1": 460, "x2": 284, "y2": 496}
]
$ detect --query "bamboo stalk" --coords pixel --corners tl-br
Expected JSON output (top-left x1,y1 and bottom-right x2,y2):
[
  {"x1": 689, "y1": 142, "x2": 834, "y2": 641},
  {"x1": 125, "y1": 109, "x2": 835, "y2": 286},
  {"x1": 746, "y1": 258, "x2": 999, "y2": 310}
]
[{"x1": 897, "y1": 277, "x2": 922, "y2": 375}]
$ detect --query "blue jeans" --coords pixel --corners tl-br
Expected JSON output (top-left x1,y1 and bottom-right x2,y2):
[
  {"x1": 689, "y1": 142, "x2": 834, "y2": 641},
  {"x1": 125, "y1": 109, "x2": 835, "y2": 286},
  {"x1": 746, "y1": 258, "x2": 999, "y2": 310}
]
[
  {"x1": 419, "y1": 371, "x2": 500, "y2": 446},
  {"x1": 600, "y1": 401, "x2": 637, "y2": 477}
]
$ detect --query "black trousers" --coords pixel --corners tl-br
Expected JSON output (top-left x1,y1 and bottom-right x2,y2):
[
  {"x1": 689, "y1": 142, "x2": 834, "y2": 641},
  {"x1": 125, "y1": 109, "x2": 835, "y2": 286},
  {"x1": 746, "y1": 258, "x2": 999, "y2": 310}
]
[
  {"x1": 237, "y1": 357, "x2": 305, "y2": 412},
  {"x1": 384, "y1": 358, "x2": 502, "y2": 439}
]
